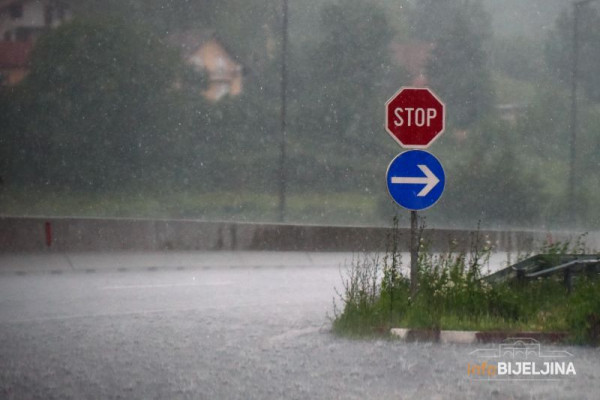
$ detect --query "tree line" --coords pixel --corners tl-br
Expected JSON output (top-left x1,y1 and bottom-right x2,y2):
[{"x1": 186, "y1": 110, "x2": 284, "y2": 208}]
[{"x1": 1, "y1": 0, "x2": 599, "y2": 228}]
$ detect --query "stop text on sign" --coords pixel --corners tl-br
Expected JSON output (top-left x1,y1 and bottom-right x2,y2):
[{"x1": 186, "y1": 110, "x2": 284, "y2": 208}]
[
  {"x1": 385, "y1": 87, "x2": 445, "y2": 149},
  {"x1": 393, "y1": 107, "x2": 438, "y2": 128}
]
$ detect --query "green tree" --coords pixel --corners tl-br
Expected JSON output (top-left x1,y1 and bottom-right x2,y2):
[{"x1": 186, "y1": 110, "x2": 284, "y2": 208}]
[
  {"x1": 68, "y1": 0, "x2": 281, "y2": 73},
  {"x1": 490, "y1": 36, "x2": 546, "y2": 82},
  {"x1": 290, "y1": 0, "x2": 406, "y2": 192},
  {"x1": 441, "y1": 118, "x2": 544, "y2": 226},
  {"x1": 6, "y1": 18, "x2": 182, "y2": 191},
  {"x1": 426, "y1": 7, "x2": 495, "y2": 129},
  {"x1": 0, "y1": 87, "x2": 13, "y2": 189},
  {"x1": 66, "y1": 0, "x2": 211, "y2": 34},
  {"x1": 545, "y1": 5, "x2": 600, "y2": 102},
  {"x1": 514, "y1": 84, "x2": 570, "y2": 161},
  {"x1": 410, "y1": 0, "x2": 491, "y2": 44},
  {"x1": 510, "y1": 83, "x2": 600, "y2": 228}
]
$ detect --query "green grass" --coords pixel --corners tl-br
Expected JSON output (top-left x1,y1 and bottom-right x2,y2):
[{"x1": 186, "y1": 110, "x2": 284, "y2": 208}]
[
  {"x1": 332, "y1": 236, "x2": 600, "y2": 345},
  {"x1": 0, "y1": 187, "x2": 381, "y2": 226},
  {"x1": 437, "y1": 309, "x2": 569, "y2": 333}
]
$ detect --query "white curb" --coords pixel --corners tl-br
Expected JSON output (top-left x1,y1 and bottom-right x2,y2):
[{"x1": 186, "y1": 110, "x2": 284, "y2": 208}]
[
  {"x1": 439, "y1": 330, "x2": 477, "y2": 344},
  {"x1": 390, "y1": 328, "x2": 478, "y2": 344},
  {"x1": 390, "y1": 328, "x2": 409, "y2": 339}
]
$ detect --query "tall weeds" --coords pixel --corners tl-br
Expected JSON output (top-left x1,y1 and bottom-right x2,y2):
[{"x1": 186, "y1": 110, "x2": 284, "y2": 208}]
[{"x1": 332, "y1": 220, "x2": 599, "y2": 344}]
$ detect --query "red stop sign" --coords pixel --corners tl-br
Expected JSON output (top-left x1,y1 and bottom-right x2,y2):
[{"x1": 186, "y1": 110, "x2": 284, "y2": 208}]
[{"x1": 385, "y1": 87, "x2": 445, "y2": 149}]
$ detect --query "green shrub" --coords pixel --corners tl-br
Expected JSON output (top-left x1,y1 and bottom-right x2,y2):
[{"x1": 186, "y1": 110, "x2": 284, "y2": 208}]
[
  {"x1": 331, "y1": 253, "x2": 384, "y2": 335},
  {"x1": 567, "y1": 278, "x2": 600, "y2": 345},
  {"x1": 332, "y1": 223, "x2": 599, "y2": 344}
]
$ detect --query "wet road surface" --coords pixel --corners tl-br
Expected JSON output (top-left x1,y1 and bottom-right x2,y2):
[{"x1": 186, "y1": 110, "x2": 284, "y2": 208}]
[{"x1": 0, "y1": 252, "x2": 598, "y2": 399}]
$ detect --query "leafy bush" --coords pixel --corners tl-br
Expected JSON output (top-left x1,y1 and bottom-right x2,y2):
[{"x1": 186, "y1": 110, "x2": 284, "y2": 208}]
[
  {"x1": 331, "y1": 253, "x2": 387, "y2": 335},
  {"x1": 332, "y1": 224, "x2": 599, "y2": 345},
  {"x1": 567, "y1": 278, "x2": 600, "y2": 345}
]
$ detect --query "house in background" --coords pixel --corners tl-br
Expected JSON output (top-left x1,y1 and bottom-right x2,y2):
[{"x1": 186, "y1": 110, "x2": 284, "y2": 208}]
[
  {"x1": 169, "y1": 30, "x2": 244, "y2": 102},
  {"x1": 0, "y1": 0, "x2": 71, "y2": 42},
  {"x1": 0, "y1": 0, "x2": 70, "y2": 86},
  {"x1": 390, "y1": 41, "x2": 435, "y2": 87},
  {"x1": 0, "y1": 39, "x2": 32, "y2": 85}
]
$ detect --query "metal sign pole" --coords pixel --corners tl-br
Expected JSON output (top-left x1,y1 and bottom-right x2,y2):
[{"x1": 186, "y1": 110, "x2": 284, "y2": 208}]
[
  {"x1": 410, "y1": 210, "x2": 418, "y2": 296},
  {"x1": 278, "y1": 0, "x2": 289, "y2": 222}
]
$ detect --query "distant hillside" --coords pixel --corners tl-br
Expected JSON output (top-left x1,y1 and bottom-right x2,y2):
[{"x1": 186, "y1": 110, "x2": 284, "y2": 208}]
[
  {"x1": 294, "y1": 0, "x2": 572, "y2": 42},
  {"x1": 482, "y1": 0, "x2": 571, "y2": 38}
]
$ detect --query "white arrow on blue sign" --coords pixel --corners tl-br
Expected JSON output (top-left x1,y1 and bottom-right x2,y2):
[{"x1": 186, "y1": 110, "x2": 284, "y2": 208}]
[{"x1": 386, "y1": 150, "x2": 445, "y2": 211}]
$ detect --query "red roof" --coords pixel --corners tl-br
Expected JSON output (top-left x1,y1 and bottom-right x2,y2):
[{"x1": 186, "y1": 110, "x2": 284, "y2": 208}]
[
  {"x1": 0, "y1": 40, "x2": 33, "y2": 68},
  {"x1": 390, "y1": 41, "x2": 434, "y2": 82},
  {"x1": 0, "y1": 0, "x2": 22, "y2": 12}
]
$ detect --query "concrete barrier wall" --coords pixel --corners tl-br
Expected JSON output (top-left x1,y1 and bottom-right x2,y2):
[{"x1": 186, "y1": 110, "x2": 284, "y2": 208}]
[{"x1": 0, "y1": 216, "x2": 595, "y2": 253}]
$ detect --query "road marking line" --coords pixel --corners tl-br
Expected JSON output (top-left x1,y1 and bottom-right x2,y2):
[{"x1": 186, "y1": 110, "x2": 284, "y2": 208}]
[
  {"x1": 1, "y1": 307, "x2": 205, "y2": 324},
  {"x1": 102, "y1": 282, "x2": 232, "y2": 290}
]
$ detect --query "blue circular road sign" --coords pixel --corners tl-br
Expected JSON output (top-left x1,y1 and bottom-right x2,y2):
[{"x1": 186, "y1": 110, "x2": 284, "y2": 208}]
[{"x1": 386, "y1": 150, "x2": 445, "y2": 211}]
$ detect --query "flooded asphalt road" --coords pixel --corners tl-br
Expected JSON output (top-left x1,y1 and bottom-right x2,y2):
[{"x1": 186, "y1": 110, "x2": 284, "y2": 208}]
[{"x1": 0, "y1": 252, "x2": 598, "y2": 399}]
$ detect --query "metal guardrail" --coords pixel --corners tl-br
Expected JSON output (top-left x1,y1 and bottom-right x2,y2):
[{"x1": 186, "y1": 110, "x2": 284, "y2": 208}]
[
  {"x1": 485, "y1": 254, "x2": 600, "y2": 292},
  {"x1": 525, "y1": 258, "x2": 600, "y2": 278}
]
